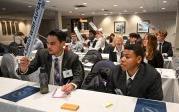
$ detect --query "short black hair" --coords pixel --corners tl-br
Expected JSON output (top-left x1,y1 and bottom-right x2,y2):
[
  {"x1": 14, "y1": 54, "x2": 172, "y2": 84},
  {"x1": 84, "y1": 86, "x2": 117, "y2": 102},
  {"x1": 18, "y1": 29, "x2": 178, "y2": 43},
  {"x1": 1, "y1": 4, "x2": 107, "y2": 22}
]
[
  {"x1": 89, "y1": 29, "x2": 96, "y2": 35},
  {"x1": 129, "y1": 33, "x2": 138, "y2": 38},
  {"x1": 124, "y1": 44, "x2": 145, "y2": 61},
  {"x1": 47, "y1": 29, "x2": 67, "y2": 42}
]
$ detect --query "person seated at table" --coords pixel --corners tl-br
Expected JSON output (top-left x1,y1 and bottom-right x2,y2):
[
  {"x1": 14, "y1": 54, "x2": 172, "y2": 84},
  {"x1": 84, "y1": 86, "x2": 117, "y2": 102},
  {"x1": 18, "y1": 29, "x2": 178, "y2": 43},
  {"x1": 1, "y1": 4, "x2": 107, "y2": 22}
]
[
  {"x1": 17, "y1": 29, "x2": 84, "y2": 94},
  {"x1": 156, "y1": 30, "x2": 173, "y2": 57},
  {"x1": 143, "y1": 34, "x2": 164, "y2": 68},
  {"x1": 109, "y1": 34, "x2": 124, "y2": 62},
  {"x1": 87, "y1": 30, "x2": 97, "y2": 49},
  {"x1": 106, "y1": 44, "x2": 163, "y2": 100},
  {"x1": 125, "y1": 33, "x2": 138, "y2": 45},
  {"x1": 106, "y1": 33, "x2": 115, "y2": 44},
  {"x1": 69, "y1": 33, "x2": 84, "y2": 52}
]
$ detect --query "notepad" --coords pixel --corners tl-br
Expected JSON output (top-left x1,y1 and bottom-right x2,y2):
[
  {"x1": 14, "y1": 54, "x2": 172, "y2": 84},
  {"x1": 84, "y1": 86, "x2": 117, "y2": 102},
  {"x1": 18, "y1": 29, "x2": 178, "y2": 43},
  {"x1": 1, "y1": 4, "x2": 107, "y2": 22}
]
[
  {"x1": 52, "y1": 88, "x2": 68, "y2": 98},
  {"x1": 134, "y1": 98, "x2": 167, "y2": 112},
  {"x1": 61, "y1": 103, "x2": 79, "y2": 111},
  {"x1": 0, "y1": 86, "x2": 40, "y2": 102}
]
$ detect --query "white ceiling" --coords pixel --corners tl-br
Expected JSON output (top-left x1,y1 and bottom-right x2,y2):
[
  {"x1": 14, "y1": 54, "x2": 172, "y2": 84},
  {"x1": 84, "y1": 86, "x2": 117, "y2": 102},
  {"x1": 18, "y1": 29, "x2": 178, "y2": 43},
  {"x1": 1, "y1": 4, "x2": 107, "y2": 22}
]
[{"x1": 0, "y1": 0, "x2": 178, "y2": 18}]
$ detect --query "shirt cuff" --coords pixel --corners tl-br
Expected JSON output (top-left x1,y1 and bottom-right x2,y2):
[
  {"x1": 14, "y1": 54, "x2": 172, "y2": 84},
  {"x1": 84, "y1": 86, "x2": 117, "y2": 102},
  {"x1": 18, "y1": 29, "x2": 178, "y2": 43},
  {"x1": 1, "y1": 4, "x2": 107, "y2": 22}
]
[{"x1": 70, "y1": 83, "x2": 77, "y2": 89}]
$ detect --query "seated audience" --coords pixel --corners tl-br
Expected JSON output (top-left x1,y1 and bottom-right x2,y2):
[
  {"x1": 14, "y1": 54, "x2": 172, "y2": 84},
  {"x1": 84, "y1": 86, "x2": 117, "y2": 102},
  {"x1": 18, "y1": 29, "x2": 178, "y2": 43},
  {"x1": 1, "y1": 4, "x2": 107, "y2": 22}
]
[
  {"x1": 143, "y1": 34, "x2": 164, "y2": 68},
  {"x1": 107, "y1": 44, "x2": 163, "y2": 100},
  {"x1": 106, "y1": 33, "x2": 115, "y2": 44},
  {"x1": 14, "y1": 32, "x2": 25, "y2": 46},
  {"x1": 125, "y1": 33, "x2": 138, "y2": 45},
  {"x1": 156, "y1": 30, "x2": 173, "y2": 57},
  {"x1": 69, "y1": 33, "x2": 84, "y2": 52},
  {"x1": 33, "y1": 37, "x2": 44, "y2": 50},
  {"x1": 87, "y1": 30, "x2": 97, "y2": 49},
  {"x1": 109, "y1": 34, "x2": 124, "y2": 62}
]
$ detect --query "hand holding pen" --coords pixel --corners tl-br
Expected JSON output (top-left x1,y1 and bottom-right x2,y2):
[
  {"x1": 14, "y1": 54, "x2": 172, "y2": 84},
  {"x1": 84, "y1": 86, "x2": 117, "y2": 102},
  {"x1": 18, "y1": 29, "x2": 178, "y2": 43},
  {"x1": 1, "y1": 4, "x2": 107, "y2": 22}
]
[{"x1": 61, "y1": 80, "x2": 75, "y2": 94}]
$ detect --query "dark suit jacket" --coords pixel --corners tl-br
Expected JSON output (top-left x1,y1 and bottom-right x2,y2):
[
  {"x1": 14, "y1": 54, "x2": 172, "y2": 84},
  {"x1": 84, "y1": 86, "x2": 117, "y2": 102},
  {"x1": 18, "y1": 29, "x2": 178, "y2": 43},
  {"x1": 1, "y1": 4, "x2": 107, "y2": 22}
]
[
  {"x1": 17, "y1": 49, "x2": 84, "y2": 88},
  {"x1": 108, "y1": 45, "x2": 123, "y2": 62},
  {"x1": 161, "y1": 41, "x2": 173, "y2": 57},
  {"x1": 109, "y1": 46, "x2": 117, "y2": 62},
  {"x1": 107, "y1": 62, "x2": 163, "y2": 100},
  {"x1": 148, "y1": 50, "x2": 164, "y2": 68}
]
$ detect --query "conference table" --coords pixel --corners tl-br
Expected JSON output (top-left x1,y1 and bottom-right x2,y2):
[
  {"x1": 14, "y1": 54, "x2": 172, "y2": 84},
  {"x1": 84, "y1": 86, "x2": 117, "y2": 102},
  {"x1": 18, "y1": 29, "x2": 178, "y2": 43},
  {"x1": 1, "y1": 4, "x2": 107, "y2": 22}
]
[{"x1": 0, "y1": 77, "x2": 179, "y2": 112}]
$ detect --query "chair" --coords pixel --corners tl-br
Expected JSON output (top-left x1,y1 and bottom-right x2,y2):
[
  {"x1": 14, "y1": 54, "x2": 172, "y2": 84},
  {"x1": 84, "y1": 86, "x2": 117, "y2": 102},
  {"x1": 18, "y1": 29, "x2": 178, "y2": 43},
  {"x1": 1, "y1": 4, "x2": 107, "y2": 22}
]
[
  {"x1": 0, "y1": 53, "x2": 21, "y2": 79},
  {"x1": 82, "y1": 49, "x2": 102, "y2": 64},
  {"x1": 81, "y1": 60, "x2": 116, "y2": 92}
]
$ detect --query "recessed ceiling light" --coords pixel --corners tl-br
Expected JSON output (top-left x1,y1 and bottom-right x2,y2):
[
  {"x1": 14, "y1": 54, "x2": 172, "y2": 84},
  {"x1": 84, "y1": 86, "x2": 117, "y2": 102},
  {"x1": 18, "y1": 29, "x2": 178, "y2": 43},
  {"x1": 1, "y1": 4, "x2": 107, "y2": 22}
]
[
  {"x1": 163, "y1": 1, "x2": 167, "y2": 3},
  {"x1": 161, "y1": 7, "x2": 166, "y2": 10},
  {"x1": 83, "y1": 3, "x2": 87, "y2": 5},
  {"x1": 75, "y1": 7, "x2": 79, "y2": 10},
  {"x1": 113, "y1": 4, "x2": 118, "y2": 7},
  {"x1": 81, "y1": 13, "x2": 85, "y2": 15},
  {"x1": 140, "y1": 6, "x2": 143, "y2": 9},
  {"x1": 46, "y1": 0, "x2": 50, "y2": 3},
  {"x1": 28, "y1": 5, "x2": 32, "y2": 8},
  {"x1": 69, "y1": 11, "x2": 72, "y2": 13}
]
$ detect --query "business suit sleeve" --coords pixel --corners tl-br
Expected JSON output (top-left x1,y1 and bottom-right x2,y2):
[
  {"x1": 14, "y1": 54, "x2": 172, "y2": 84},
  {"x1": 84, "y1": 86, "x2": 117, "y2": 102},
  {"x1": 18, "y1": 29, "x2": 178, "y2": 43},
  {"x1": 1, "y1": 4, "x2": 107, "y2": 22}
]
[
  {"x1": 166, "y1": 42, "x2": 173, "y2": 57},
  {"x1": 155, "y1": 50, "x2": 164, "y2": 68},
  {"x1": 17, "y1": 49, "x2": 42, "y2": 75},
  {"x1": 71, "y1": 56, "x2": 84, "y2": 88},
  {"x1": 146, "y1": 72, "x2": 163, "y2": 100}
]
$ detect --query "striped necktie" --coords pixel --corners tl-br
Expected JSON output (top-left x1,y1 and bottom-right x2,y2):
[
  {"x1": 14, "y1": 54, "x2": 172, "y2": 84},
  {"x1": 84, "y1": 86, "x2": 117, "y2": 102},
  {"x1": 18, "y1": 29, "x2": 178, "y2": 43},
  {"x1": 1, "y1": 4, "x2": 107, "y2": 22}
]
[{"x1": 54, "y1": 58, "x2": 62, "y2": 85}]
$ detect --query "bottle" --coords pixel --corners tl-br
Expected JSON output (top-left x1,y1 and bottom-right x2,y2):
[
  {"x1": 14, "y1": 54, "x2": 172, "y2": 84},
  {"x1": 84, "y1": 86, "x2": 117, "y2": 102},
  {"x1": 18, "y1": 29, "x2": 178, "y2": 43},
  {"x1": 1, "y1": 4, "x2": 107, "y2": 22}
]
[{"x1": 39, "y1": 67, "x2": 49, "y2": 94}]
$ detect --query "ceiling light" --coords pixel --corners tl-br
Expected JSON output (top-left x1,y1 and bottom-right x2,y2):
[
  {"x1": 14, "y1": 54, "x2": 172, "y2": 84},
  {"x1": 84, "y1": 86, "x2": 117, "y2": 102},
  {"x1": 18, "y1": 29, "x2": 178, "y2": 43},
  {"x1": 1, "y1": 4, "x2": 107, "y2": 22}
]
[
  {"x1": 83, "y1": 3, "x2": 87, "y2": 5},
  {"x1": 75, "y1": 7, "x2": 79, "y2": 10},
  {"x1": 161, "y1": 7, "x2": 166, "y2": 10},
  {"x1": 163, "y1": 1, "x2": 167, "y2": 3},
  {"x1": 28, "y1": 5, "x2": 32, "y2": 8},
  {"x1": 81, "y1": 13, "x2": 85, "y2": 15},
  {"x1": 140, "y1": 6, "x2": 143, "y2": 9},
  {"x1": 113, "y1": 4, "x2": 118, "y2": 7},
  {"x1": 46, "y1": 0, "x2": 50, "y2": 3}
]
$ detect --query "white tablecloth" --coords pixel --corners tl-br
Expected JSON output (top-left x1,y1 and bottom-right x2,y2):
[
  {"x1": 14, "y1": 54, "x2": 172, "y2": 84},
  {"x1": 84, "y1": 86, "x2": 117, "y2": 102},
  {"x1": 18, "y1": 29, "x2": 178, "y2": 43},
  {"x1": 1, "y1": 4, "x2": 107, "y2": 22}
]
[
  {"x1": 156, "y1": 68, "x2": 179, "y2": 103},
  {"x1": 0, "y1": 77, "x2": 179, "y2": 112}
]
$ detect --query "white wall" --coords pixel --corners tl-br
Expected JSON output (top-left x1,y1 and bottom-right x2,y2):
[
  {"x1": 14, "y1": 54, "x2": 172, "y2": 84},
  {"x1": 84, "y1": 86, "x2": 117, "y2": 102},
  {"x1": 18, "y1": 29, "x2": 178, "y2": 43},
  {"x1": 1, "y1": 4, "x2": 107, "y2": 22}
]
[{"x1": 93, "y1": 12, "x2": 176, "y2": 47}]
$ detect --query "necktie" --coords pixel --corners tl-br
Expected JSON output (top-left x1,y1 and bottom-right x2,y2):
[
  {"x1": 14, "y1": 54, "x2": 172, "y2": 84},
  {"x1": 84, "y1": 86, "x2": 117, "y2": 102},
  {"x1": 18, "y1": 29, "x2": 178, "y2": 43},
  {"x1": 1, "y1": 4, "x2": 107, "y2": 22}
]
[
  {"x1": 126, "y1": 78, "x2": 133, "y2": 95},
  {"x1": 92, "y1": 40, "x2": 97, "y2": 48},
  {"x1": 54, "y1": 58, "x2": 62, "y2": 85},
  {"x1": 159, "y1": 43, "x2": 162, "y2": 53}
]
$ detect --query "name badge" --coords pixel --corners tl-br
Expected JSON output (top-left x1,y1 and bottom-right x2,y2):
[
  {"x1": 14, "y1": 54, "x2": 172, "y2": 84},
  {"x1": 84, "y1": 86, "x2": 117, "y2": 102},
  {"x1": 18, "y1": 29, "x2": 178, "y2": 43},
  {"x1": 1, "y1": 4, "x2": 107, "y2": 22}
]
[{"x1": 63, "y1": 70, "x2": 73, "y2": 78}]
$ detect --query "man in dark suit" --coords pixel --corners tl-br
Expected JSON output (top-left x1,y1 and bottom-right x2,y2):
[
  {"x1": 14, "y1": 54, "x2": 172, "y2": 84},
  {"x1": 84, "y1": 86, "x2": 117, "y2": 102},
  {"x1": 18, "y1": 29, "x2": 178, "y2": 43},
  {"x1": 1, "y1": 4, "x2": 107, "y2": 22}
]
[
  {"x1": 18, "y1": 29, "x2": 84, "y2": 93},
  {"x1": 157, "y1": 30, "x2": 173, "y2": 57},
  {"x1": 107, "y1": 44, "x2": 163, "y2": 100}
]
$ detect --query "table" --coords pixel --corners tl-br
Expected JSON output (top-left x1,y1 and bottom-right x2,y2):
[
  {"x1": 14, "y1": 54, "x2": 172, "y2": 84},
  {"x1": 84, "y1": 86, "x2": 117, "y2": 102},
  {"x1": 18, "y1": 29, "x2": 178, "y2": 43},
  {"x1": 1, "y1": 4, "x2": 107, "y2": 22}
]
[{"x1": 0, "y1": 77, "x2": 179, "y2": 112}]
